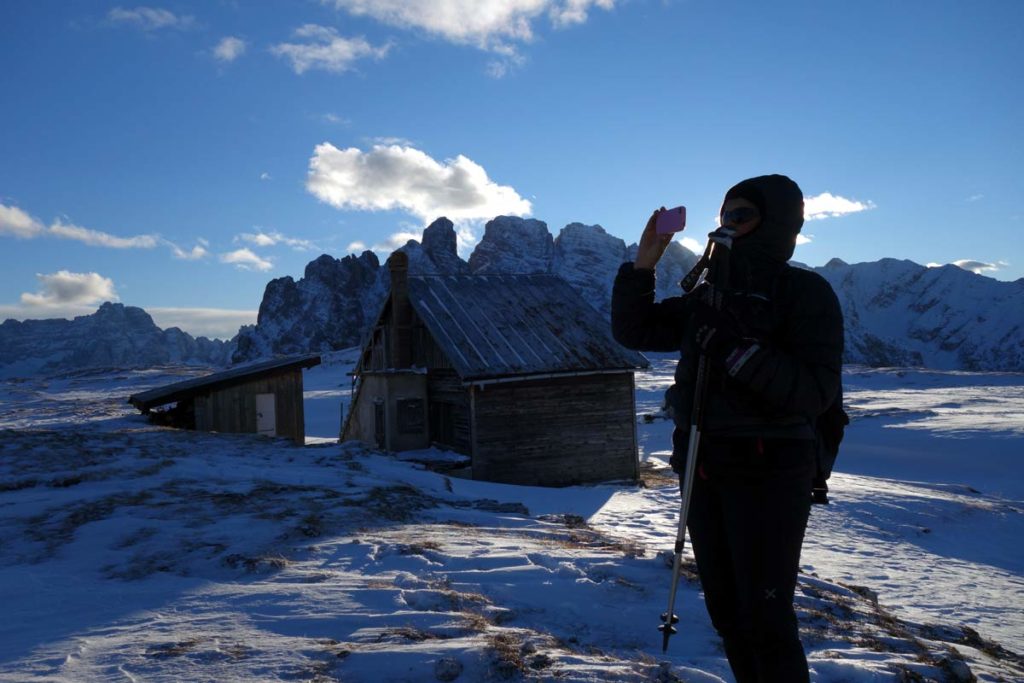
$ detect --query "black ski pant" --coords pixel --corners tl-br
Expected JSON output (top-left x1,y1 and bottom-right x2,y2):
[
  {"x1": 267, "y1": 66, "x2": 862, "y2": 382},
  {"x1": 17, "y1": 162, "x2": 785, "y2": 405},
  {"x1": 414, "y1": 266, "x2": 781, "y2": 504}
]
[{"x1": 682, "y1": 436, "x2": 814, "y2": 683}]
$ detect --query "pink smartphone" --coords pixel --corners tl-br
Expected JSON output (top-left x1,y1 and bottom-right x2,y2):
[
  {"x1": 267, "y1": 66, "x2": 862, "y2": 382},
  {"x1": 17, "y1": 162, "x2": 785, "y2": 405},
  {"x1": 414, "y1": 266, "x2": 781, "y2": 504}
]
[{"x1": 655, "y1": 205, "x2": 687, "y2": 235}]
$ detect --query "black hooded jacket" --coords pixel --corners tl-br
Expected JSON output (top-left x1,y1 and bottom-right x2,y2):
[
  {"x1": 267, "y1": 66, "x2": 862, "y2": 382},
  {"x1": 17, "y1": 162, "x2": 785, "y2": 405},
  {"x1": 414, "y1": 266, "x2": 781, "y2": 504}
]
[{"x1": 612, "y1": 175, "x2": 844, "y2": 446}]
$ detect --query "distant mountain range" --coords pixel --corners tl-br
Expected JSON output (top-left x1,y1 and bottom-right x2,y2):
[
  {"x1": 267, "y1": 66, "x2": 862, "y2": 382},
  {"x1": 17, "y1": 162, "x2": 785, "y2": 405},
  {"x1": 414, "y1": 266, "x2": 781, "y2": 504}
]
[
  {"x1": 2, "y1": 216, "x2": 1022, "y2": 377},
  {"x1": 0, "y1": 302, "x2": 230, "y2": 378}
]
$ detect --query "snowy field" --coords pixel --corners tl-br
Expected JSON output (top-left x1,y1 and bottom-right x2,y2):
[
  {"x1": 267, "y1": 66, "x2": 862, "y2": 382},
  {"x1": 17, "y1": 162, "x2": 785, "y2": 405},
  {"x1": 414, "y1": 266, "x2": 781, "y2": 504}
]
[{"x1": 1, "y1": 352, "x2": 1022, "y2": 682}]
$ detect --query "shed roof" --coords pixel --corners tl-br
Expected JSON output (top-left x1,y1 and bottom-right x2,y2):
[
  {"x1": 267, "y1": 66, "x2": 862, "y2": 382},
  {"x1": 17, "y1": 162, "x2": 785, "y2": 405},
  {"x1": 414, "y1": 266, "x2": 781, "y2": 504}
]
[
  {"x1": 405, "y1": 274, "x2": 648, "y2": 381},
  {"x1": 128, "y1": 354, "x2": 321, "y2": 412}
]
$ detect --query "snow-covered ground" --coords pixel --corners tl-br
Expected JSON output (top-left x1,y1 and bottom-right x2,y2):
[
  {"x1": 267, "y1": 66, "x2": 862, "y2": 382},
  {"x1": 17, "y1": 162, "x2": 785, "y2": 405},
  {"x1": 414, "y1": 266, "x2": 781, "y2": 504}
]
[{"x1": 0, "y1": 353, "x2": 1021, "y2": 682}]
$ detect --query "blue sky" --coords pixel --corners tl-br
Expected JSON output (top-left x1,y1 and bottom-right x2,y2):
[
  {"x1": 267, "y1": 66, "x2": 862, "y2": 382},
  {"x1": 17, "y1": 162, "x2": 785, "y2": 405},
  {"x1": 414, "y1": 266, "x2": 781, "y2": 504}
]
[{"x1": 2, "y1": 0, "x2": 1022, "y2": 339}]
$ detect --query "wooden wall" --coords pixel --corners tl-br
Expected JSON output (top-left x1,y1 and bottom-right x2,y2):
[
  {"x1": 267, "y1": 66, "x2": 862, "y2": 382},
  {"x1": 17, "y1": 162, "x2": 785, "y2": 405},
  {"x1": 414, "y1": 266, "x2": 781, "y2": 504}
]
[
  {"x1": 341, "y1": 372, "x2": 429, "y2": 451},
  {"x1": 471, "y1": 372, "x2": 639, "y2": 486},
  {"x1": 193, "y1": 369, "x2": 306, "y2": 444},
  {"x1": 426, "y1": 368, "x2": 472, "y2": 454}
]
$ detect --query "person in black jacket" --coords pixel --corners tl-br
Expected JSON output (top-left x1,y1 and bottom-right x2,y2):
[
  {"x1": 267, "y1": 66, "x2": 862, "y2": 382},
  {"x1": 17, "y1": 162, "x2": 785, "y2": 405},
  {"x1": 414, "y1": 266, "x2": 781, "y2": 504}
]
[{"x1": 612, "y1": 175, "x2": 843, "y2": 682}]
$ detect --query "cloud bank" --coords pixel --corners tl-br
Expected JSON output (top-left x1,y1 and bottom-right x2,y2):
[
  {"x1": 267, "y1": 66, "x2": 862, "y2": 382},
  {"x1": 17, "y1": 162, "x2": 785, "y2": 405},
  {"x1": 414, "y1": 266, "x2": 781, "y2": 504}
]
[
  {"x1": 0, "y1": 204, "x2": 45, "y2": 238},
  {"x1": 325, "y1": 0, "x2": 614, "y2": 75},
  {"x1": 325, "y1": 0, "x2": 615, "y2": 48},
  {"x1": 271, "y1": 25, "x2": 391, "y2": 74},
  {"x1": 929, "y1": 259, "x2": 1008, "y2": 275},
  {"x1": 48, "y1": 219, "x2": 160, "y2": 248},
  {"x1": 108, "y1": 6, "x2": 196, "y2": 31},
  {"x1": 236, "y1": 230, "x2": 318, "y2": 251},
  {"x1": 804, "y1": 192, "x2": 876, "y2": 220},
  {"x1": 20, "y1": 271, "x2": 119, "y2": 308},
  {"x1": 0, "y1": 202, "x2": 209, "y2": 262},
  {"x1": 148, "y1": 307, "x2": 257, "y2": 340},
  {"x1": 307, "y1": 143, "x2": 531, "y2": 224}
]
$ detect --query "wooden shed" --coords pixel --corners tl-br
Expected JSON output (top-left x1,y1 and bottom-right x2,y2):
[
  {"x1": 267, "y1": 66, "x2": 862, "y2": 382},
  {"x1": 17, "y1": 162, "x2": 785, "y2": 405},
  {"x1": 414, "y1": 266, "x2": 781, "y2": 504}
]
[
  {"x1": 129, "y1": 354, "x2": 321, "y2": 444},
  {"x1": 341, "y1": 252, "x2": 648, "y2": 486}
]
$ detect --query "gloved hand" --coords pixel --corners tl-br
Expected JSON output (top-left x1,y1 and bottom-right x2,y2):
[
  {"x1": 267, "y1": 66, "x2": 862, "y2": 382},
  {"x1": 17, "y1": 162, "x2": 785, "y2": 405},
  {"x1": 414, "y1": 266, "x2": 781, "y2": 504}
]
[
  {"x1": 692, "y1": 300, "x2": 742, "y2": 360},
  {"x1": 692, "y1": 300, "x2": 761, "y2": 377}
]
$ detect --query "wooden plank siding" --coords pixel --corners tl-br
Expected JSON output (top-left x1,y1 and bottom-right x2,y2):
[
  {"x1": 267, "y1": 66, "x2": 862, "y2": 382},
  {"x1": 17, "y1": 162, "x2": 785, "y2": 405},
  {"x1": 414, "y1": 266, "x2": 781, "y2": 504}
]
[
  {"x1": 193, "y1": 369, "x2": 306, "y2": 444},
  {"x1": 426, "y1": 368, "x2": 471, "y2": 453},
  {"x1": 471, "y1": 372, "x2": 638, "y2": 486}
]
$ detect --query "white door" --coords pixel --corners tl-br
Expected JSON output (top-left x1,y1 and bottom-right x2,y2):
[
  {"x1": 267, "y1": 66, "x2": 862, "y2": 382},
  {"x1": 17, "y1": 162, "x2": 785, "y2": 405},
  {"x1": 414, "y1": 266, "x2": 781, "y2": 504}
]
[{"x1": 256, "y1": 393, "x2": 277, "y2": 436}]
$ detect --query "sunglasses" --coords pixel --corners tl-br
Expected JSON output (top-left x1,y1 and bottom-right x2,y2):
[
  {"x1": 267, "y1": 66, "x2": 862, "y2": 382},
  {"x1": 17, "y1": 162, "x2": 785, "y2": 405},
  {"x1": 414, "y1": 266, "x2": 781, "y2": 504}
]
[{"x1": 720, "y1": 207, "x2": 760, "y2": 225}]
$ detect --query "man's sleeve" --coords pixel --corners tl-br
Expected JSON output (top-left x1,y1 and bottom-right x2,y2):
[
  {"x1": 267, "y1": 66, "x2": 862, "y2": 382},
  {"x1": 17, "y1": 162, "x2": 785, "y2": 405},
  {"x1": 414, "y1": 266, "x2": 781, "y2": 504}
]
[{"x1": 611, "y1": 262, "x2": 689, "y2": 352}]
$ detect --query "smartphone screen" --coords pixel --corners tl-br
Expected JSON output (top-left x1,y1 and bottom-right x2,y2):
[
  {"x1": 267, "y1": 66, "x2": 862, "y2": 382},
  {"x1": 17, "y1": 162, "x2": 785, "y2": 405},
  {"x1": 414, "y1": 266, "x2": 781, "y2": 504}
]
[{"x1": 655, "y1": 206, "x2": 687, "y2": 235}]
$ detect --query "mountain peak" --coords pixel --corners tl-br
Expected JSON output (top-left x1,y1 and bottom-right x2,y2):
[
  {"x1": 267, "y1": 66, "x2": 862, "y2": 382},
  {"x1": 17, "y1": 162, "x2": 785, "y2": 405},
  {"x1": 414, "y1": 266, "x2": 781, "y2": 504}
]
[{"x1": 468, "y1": 216, "x2": 553, "y2": 274}]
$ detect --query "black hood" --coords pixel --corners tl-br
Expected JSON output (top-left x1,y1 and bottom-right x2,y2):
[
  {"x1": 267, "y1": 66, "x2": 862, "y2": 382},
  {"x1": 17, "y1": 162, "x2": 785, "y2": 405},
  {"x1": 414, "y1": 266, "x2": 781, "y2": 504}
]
[{"x1": 723, "y1": 174, "x2": 804, "y2": 265}]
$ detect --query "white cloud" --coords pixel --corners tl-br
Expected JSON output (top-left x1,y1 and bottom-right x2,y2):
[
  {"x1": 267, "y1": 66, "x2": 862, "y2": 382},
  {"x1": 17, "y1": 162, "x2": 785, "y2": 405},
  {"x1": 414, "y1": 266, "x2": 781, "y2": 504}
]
[
  {"x1": 678, "y1": 236, "x2": 703, "y2": 255},
  {"x1": 372, "y1": 231, "x2": 422, "y2": 253},
  {"x1": 48, "y1": 219, "x2": 160, "y2": 248},
  {"x1": 347, "y1": 240, "x2": 367, "y2": 252},
  {"x1": 260, "y1": 172, "x2": 272, "y2": 181},
  {"x1": 967, "y1": 194, "x2": 985, "y2": 202},
  {"x1": 20, "y1": 271, "x2": 119, "y2": 308},
  {"x1": 0, "y1": 204, "x2": 45, "y2": 238},
  {"x1": 485, "y1": 52, "x2": 526, "y2": 78},
  {"x1": 166, "y1": 240, "x2": 209, "y2": 260},
  {"x1": 322, "y1": 113, "x2": 351, "y2": 125},
  {"x1": 271, "y1": 24, "x2": 391, "y2": 74},
  {"x1": 324, "y1": 0, "x2": 615, "y2": 50},
  {"x1": 220, "y1": 248, "x2": 274, "y2": 271},
  {"x1": 804, "y1": 192, "x2": 876, "y2": 220},
  {"x1": 307, "y1": 143, "x2": 532, "y2": 224},
  {"x1": 951, "y1": 259, "x2": 1006, "y2": 275},
  {"x1": 108, "y1": 6, "x2": 196, "y2": 31},
  {"x1": 214, "y1": 36, "x2": 247, "y2": 62},
  {"x1": 796, "y1": 234, "x2": 812, "y2": 245},
  {"x1": 370, "y1": 136, "x2": 417, "y2": 147},
  {"x1": 1, "y1": 202, "x2": 212, "y2": 259},
  {"x1": 550, "y1": 0, "x2": 615, "y2": 26},
  {"x1": 148, "y1": 307, "x2": 257, "y2": 340},
  {"x1": 239, "y1": 232, "x2": 277, "y2": 247},
  {"x1": 236, "y1": 230, "x2": 318, "y2": 251}
]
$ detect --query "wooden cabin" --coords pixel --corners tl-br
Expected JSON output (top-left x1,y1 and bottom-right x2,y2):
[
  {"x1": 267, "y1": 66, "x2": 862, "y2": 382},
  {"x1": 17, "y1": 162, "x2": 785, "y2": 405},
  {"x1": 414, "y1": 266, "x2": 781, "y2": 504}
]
[
  {"x1": 342, "y1": 252, "x2": 648, "y2": 486},
  {"x1": 129, "y1": 354, "x2": 321, "y2": 444}
]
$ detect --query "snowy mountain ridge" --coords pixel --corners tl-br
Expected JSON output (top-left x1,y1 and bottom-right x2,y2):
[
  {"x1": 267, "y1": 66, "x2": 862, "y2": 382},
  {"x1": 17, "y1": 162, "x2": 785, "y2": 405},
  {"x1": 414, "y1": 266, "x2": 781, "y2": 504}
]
[
  {"x1": 3, "y1": 217, "x2": 1022, "y2": 376},
  {"x1": 816, "y1": 257, "x2": 1024, "y2": 370},
  {"x1": 0, "y1": 302, "x2": 230, "y2": 378},
  {"x1": 235, "y1": 216, "x2": 1024, "y2": 371},
  {"x1": 231, "y1": 216, "x2": 699, "y2": 363}
]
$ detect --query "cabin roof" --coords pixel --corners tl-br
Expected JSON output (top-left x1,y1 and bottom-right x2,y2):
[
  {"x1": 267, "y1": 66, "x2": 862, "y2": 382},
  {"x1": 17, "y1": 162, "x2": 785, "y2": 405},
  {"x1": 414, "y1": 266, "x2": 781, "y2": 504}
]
[
  {"x1": 405, "y1": 274, "x2": 648, "y2": 381},
  {"x1": 128, "y1": 354, "x2": 321, "y2": 412}
]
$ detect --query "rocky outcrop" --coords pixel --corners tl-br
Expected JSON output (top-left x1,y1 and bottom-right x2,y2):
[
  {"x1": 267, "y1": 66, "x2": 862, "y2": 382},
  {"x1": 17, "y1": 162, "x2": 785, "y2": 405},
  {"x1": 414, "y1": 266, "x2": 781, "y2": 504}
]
[
  {"x1": 468, "y1": 216, "x2": 554, "y2": 275},
  {"x1": 231, "y1": 250, "x2": 385, "y2": 363}
]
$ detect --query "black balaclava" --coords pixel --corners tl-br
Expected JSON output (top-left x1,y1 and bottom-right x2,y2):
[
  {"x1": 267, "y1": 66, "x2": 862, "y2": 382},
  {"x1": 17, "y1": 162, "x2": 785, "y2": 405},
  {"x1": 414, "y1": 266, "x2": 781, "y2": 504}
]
[
  {"x1": 723, "y1": 174, "x2": 804, "y2": 265},
  {"x1": 681, "y1": 174, "x2": 804, "y2": 294}
]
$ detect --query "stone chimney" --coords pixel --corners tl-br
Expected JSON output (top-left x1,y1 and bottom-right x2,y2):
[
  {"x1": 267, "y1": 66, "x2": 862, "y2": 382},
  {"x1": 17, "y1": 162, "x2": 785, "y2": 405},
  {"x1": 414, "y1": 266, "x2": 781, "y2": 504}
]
[{"x1": 387, "y1": 251, "x2": 412, "y2": 368}]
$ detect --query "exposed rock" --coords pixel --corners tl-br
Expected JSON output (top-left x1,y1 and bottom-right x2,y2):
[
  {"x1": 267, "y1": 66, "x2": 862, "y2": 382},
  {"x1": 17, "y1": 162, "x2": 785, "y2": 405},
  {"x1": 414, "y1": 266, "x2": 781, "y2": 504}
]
[
  {"x1": 468, "y1": 216, "x2": 554, "y2": 275},
  {"x1": 232, "y1": 251, "x2": 384, "y2": 363}
]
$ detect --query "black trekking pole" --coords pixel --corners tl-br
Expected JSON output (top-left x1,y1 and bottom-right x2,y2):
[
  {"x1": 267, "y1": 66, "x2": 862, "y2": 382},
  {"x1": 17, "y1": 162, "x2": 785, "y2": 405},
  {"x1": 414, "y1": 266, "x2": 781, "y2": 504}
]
[{"x1": 658, "y1": 239, "x2": 731, "y2": 653}]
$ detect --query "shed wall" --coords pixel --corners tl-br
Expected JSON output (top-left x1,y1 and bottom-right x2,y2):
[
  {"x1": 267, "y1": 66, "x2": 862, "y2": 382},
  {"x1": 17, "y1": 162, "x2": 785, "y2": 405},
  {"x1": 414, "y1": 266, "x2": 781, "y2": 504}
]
[
  {"x1": 342, "y1": 373, "x2": 429, "y2": 451},
  {"x1": 194, "y1": 369, "x2": 306, "y2": 444},
  {"x1": 471, "y1": 372, "x2": 638, "y2": 486}
]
